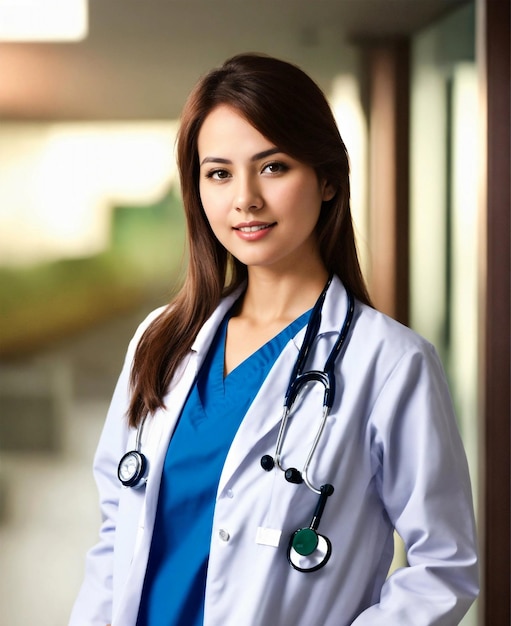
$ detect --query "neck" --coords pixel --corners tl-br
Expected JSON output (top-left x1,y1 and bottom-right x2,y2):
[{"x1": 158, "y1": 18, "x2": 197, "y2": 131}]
[{"x1": 239, "y1": 265, "x2": 330, "y2": 323}]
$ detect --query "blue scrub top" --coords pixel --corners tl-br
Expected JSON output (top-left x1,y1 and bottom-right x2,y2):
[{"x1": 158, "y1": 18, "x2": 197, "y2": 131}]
[{"x1": 137, "y1": 306, "x2": 311, "y2": 626}]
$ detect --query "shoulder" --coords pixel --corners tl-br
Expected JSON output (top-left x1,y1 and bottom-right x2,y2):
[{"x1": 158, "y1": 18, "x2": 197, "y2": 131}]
[
  {"x1": 125, "y1": 305, "x2": 168, "y2": 360},
  {"x1": 328, "y1": 277, "x2": 437, "y2": 362},
  {"x1": 323, "y1": 277, "x2": 443, "y2": 383},
  {"x1": 134, "y1": 305, "x2": 168, "y2": 336},
  {"x1": 355, "y1": 302, "x2": 434, "y2": 354},
  {"x1": 346, "y1": 300, "x2": 447, "y2": 396},
  {"x1": 342, "y1": 305, "x2": 458, "y2": 455}
]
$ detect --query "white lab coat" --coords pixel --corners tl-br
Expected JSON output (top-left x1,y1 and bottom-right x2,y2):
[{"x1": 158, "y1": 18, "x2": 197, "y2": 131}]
[{"x1": 69, "y1": 277, "x2": 478, "y2": 626}]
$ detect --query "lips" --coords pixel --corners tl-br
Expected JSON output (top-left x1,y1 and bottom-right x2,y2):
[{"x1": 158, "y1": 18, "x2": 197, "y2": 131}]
[
  {"x1": 232, "y1": 220, "x2": 277, "y2": 241},
  {"x1": 233, "y1": 221, "x2": 276, "y2": 232}
]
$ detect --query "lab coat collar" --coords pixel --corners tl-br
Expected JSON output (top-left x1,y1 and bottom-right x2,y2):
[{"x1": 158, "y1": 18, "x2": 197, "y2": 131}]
[
  {"x1": 289, "y1": 274, "x2": 350, "y2": 348},
  {"x1": 189, "y1": 274, "x2": 350, "y2": 389},
  {"x1": 321, "y1": 274, "x2": 350, "y2": 332},
  {"x1": 190, "y1": 284, "x2": 246, "y2": 358},
  {"x1": 191, "y1": 275, "x2": 349, "y2": 357}
]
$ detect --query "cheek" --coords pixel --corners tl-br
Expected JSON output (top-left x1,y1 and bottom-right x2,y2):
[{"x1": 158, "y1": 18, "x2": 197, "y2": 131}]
[
  {"x1": 198, "y1": 183, "x2": 208, "y2": 213},
  {"x1": 273, "y1": 181, "x2": 311, "y2": 209},
  {"x1": 199, "y1": 187, "x2": 218, "y2": 224},
  {"x1": 200, "y1": 196, "x2": 228, "y2": 244},
  {"x1": 285, "y1": 182, "x2": 324, "y2": 223}
]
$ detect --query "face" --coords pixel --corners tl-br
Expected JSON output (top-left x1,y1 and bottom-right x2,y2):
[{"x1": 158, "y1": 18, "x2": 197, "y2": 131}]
[{"x1": 197, "y1": 105, "x2": 334, "y2": 274}]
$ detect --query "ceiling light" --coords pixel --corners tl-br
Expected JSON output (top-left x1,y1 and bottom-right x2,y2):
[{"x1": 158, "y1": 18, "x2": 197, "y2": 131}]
[{"x1": 0, "y1": 0, "x2": 88, "y2": 42}]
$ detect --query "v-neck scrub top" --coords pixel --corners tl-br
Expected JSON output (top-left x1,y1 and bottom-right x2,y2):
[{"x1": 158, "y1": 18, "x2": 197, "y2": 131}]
[{"x1": 136, "y1": 307, "x2": 311, "y2": 626}]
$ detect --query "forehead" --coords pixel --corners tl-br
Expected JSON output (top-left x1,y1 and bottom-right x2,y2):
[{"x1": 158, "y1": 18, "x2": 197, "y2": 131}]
[{"x1": 198, "y1": 105, "x2": 273, "y2": 154}]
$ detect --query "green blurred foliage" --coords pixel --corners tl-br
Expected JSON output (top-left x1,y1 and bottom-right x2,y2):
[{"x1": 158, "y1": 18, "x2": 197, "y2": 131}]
[{"x1": 0, "y1": 187, "x2": 186, "y2": 356}]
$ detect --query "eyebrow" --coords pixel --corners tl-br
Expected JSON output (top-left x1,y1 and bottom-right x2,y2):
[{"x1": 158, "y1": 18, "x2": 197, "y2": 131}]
[{"x1": 200, "y1": 147, "x2": 282, "y2": 167}]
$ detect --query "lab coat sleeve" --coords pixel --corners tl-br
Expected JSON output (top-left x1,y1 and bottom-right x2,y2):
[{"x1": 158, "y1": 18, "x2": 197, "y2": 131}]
[
  {"x1": 351, "y1": 343, "x2": 479, "y2": 625},
  {"x1": 68, "y1": 309, "x2": 163, "y2": 626}
]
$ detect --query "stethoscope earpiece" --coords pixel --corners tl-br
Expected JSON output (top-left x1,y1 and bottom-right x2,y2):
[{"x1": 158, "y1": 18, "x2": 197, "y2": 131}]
[
  {"x1": 260, "y1": 455, "x2": 275, "y2": 471},
  {"x1": 284, "y1": 467, "x2": 303, "y2": 484},
  {"x1": 261, "y1": 456, "x2": 304, "y2": 484}
]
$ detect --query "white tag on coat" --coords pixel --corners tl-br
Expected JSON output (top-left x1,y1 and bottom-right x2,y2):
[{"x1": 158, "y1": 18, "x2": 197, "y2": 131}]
[{"x1": 255, "y1": 526, "x2": 282, "y2": 548}]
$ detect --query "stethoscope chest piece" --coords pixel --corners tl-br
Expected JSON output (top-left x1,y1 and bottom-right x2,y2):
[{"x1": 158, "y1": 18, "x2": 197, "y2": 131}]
[
  {"x1": 288, "y1": 529, "x2": 332, "y2": 573},
  {"x1": 292, "y1": 527, "x2": 320, "y2": 555},
  {"x1": 118, "y1": 414, "x2": 149, "y2": 488},
  {"x1": 118, "y1": 450, "x2": 147, "y2": 488},
  {"x1": 287, "y1": 482, "x2": 334, "y2": 572}
]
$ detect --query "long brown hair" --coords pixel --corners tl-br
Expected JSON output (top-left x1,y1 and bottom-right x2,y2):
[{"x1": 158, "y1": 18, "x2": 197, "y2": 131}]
[{"x1": 128, "y1": 53, "x2": 372, "y2": 427}]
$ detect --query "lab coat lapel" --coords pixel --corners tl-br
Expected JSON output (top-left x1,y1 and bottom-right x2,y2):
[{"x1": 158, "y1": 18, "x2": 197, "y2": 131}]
[
  {"x1": 114, "y1": 354, "x2": 200, "y2": 626},
  {"x1": 217, "y1": 277, "x2": 349, "y2": 494},
  {"x1": 216, "y1": 337, "x2": 299, "y2": 494},
  {"x1": 115, "y1": 288, "x2": 246, "y2": 625},
  {"x1": 141, "y1": 286, "x2": 246, "y2": 530}
]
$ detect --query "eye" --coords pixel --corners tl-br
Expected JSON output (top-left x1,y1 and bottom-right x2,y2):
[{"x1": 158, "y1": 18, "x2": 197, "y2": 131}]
[
  {"x1": 205, "y1": 168, "x2": 231, "y2": 181},
  {"x1": 261, "y1": 161, "x2": 289, "y2": 175}
]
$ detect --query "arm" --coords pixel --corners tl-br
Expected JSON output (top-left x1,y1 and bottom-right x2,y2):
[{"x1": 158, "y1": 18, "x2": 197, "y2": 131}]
[{"x1": 352, "y1": 344, "x2": 479, "y2": 625}]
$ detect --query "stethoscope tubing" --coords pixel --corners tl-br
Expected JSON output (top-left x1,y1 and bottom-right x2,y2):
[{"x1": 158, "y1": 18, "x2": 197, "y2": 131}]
[
  {"x1": 302, "y1": 405, "x2": 331, "y2": 494},
  {"x1": 284, "y1": 278, "x2": 331, "y2": 405},
  {"x1": 135, "y1": 413, "x2": 146, "y2": 450},
  {"x1": 274, "y1": 284, "x2": 355, "y2": 495}
]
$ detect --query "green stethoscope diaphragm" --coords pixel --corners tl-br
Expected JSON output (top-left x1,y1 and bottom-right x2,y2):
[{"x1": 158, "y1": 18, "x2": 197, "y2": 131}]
[{"x1": 292, "y1": 528, "x2": 319, "y2": 556}]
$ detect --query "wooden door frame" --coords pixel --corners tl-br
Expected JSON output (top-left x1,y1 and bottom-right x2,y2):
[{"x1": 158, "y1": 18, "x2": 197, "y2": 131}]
[
  {"x1": 479, "y1": 1, "x2": 511, "y2": 624},
  {"x1": 366, "y1": 39, "x2": 410, "y2": 325}
]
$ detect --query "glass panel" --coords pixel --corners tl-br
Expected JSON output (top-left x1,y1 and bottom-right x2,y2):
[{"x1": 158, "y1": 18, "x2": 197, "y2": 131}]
[{"x1": 410, "y1": 5, "x2": 478, "y2": 624}]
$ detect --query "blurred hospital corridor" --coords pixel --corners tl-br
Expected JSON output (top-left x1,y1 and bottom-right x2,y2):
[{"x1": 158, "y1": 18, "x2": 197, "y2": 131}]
[
  {"x1": 0, "y1": 0, "x2": 509, "y2": 624},
  {"x1": 0, "y1": 305, "x2": 158, "y2": 625}
]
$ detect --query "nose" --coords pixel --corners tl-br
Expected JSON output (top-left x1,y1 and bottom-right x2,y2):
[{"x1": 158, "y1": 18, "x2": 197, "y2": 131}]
[{"x1": 234, "y1": 174, "x2": 263, "y2": 212}]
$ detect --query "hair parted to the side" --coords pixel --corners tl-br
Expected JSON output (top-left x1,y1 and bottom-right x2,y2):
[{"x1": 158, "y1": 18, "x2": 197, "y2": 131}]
[{"x1": 128, "y1": 53, "x2": 372, "y2": 427}]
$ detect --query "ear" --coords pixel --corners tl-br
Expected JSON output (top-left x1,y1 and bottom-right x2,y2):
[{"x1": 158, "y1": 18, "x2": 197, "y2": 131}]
[{"x1": 321, "y1": 181, "x2": 336, "y2": 202}]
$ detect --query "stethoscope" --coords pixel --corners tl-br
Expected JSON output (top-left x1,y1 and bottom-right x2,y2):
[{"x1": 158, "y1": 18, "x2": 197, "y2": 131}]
[
  {"x1": 117, "y1": 277, "x2": 355, "y2": 572},
  {"x1": 260, "y1": 277, "x2": 355, "y2": 572},
  {"x1": 117, "y1": 413, "x2": 148, "y2": 488}
]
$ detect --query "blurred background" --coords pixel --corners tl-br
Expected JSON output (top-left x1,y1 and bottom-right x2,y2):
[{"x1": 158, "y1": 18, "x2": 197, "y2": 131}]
[{"x1": 0, "y1": 1, "x2": 509, "y2": 625}]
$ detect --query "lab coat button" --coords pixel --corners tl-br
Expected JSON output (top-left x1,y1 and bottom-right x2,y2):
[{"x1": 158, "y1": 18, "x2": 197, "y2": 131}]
[
  {"x1": 218, "y1": 528, "x2": 230, "y2": 542},
  {"x1": 226, "y1": 489, "x2": 234, "y2": 499}
]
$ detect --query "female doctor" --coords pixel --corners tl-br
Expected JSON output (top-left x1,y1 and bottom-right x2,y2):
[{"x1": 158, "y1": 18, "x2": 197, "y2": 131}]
[{"x1": 69, "y1": 54, "x2": 478, "y2": 626}]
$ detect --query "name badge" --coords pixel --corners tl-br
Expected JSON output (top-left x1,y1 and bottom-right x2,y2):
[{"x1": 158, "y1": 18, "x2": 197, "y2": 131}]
[{"x1": 255, "y1": 526, "x2": 282, "y2": 548}]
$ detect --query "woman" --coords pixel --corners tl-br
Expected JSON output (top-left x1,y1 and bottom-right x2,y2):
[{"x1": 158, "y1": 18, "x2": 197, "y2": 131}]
[{"x1": 69, "y1": 54, "x2": 478, "y2": 626}]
